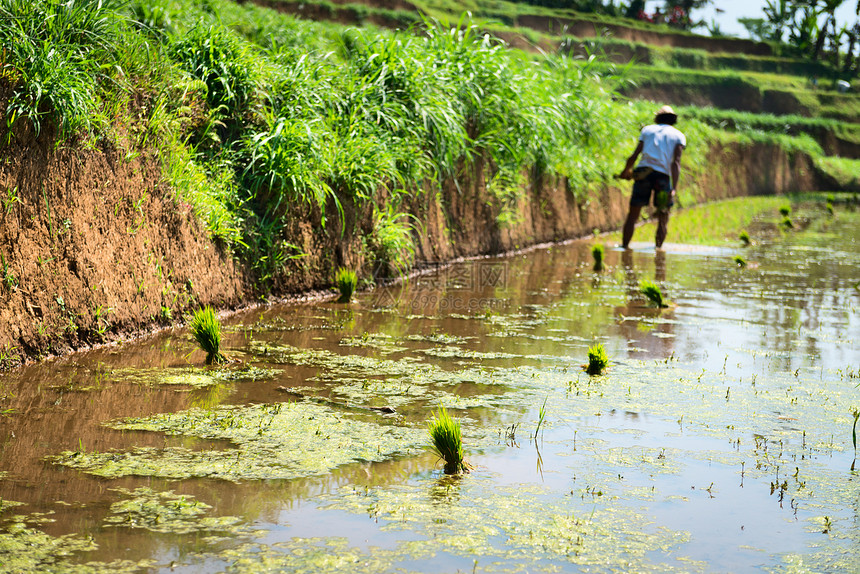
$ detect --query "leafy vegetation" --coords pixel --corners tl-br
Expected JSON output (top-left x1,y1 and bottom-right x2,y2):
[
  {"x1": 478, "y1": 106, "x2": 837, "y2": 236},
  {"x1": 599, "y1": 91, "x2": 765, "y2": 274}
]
[
  {"x1": 739, "y1": 0, "x2": 860, "y2": 77},
  {"x1": 0, "y1": 0, "x2": 134, "y2": 138}
]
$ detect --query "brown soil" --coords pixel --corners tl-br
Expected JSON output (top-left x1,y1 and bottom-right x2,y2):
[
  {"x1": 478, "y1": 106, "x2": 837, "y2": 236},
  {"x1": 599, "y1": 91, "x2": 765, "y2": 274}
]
[{"x1": 0, "y1": 110, "x2": 245, "y2": 367}]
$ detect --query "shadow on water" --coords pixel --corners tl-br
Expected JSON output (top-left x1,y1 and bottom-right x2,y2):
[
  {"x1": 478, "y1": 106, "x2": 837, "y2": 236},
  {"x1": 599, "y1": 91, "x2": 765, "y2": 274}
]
[{"x1": 0, "y1": 206, "x2": 859, "y2": 572}]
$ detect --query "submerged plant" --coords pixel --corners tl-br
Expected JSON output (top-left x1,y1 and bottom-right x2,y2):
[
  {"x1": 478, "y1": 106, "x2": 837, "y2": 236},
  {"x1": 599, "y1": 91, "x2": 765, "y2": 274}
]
[
  {"x1": 428, "y1": 406, "x2": 468, "y2": 474},
  {"x1": 335, "y1": 267, "x2": 358, "y2": 303},
  {"x1": 640, "y1": 280, "x2": 668, "y2": 308},
  {"x1": 585, "y1": 343, "x2": 609, "y2": 375},
  {"x1": 591, "y1": 244, "x2": 605, "y2": 271},
  {"x1": 734, "y1": 255, "x2": 747, "y2": 268},
  {"x1": 739, "y1": 230, "x2": 750, "y2": 246},
  {"x1": 189, "y1": 306, "x2": 226, "y2": 365}
]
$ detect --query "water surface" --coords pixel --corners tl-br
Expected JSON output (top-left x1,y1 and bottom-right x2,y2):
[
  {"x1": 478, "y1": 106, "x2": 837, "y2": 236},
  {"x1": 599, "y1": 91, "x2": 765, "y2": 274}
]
[{"x1": 0, "y1": 202, "x2": 858, "y2": 573}]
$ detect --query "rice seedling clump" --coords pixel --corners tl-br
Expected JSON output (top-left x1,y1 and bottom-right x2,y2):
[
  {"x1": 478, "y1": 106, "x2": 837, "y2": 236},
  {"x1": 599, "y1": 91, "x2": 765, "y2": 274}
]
[
  {"x1": 591, "y1": 244, "x2": 605, "y2": 271},
  {"x1": 734, "y1": 255, "x2": 747, "y2": 268},
  {"x1": 428, "y1": 406, "x2": 468, "y2": 474},
  {"x1": 335, "y1": 267, "x2": 358, "y2": 303},
  {"x1": 739, "y1": 230, "x2": 750, "y2": 246},
  {"x1": 639, "y1": 280, "x2": 668, "y2": 308},
  {"x1": 189, "y1": 306, "x2": 226, "y2": 365},
  {"x1": 585, "y1": 343, "x2": 609, "y2": 375}
]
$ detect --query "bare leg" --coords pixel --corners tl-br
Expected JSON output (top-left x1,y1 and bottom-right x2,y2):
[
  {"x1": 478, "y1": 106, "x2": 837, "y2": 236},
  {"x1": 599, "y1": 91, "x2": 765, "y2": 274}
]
[
  {"x1": 622, "y1": 205, "x2": 643, "y2": 248},
  {"x1": 655, "y1": 210, "x2": 670, "y2": 248}
]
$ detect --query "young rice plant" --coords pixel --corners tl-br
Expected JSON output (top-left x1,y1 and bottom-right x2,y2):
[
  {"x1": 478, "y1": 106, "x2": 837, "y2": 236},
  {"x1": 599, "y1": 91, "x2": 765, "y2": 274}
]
[
  {"x1": 585, "y1": 343, "x2": 609, "y2": 375},
  {"x1": 428, "y1": 406, "x2": 468, "y2": 474},
  {"x1": 335, "y1": 267, "x2": 358, "y2": 303},
  {"x1": 640, "y1": 279, "x2": 669, "y2": 308},
  {"x1": 189, "y1": 306, "x2": 226, "y2": 365},
  {"x1": 591, "y1": 244, "x2": 605, "y2": 271}
]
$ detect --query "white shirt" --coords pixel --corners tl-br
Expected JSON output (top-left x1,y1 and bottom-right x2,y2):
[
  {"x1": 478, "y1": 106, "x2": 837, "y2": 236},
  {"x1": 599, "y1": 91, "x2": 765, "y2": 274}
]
[{"x1": 637, "y1": 124, "x2": 686, "y2": 177}]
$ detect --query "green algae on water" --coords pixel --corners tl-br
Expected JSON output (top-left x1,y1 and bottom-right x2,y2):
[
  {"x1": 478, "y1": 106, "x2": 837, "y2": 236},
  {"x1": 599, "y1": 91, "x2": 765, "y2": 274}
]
[
  {"x1": 49, "y1": 401, "x2": 429, "y2": 482},
  {"x1": 105, "y1": 365, "x2": 281, "y2": 390},
  {"x1": 0, "y1": 510, "x2": 155, "y2": 574},
  {"x1": 339, "y1": 333, "x2": 406, "y2": 354},
  {"x1": 181, "y1": 478, "x2": 702, "y2": 573},
  {"x1": 316, "y1": 478, "x2": 699, "y2": 572},
  {"x1": 105, "y1": 487, "x2": 248, "y2": 535}
]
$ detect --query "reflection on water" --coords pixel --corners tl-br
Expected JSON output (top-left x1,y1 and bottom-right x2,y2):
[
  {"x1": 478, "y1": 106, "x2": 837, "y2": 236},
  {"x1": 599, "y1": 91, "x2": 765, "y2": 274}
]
[{"x1": 0, "y1": 207, "x2": 858, "y2": 572}]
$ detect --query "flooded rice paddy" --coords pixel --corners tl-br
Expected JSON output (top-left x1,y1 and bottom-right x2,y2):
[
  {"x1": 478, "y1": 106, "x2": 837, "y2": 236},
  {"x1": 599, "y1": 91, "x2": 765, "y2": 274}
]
[{"x1": 0, "y1": 199, "x2": 858, "y2": 573}]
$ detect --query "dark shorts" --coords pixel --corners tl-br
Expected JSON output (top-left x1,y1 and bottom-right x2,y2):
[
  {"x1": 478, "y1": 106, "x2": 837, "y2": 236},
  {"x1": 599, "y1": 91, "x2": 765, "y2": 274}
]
[{"x1": 631, "y1": 170, "x2": 674, "y2": 211}]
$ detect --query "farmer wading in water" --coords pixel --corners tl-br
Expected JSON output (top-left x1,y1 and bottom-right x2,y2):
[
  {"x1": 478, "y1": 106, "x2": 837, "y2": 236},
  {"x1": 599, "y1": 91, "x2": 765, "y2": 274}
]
[{"x1": 619, "y1": 105, "x2": 686, "y2": 249}]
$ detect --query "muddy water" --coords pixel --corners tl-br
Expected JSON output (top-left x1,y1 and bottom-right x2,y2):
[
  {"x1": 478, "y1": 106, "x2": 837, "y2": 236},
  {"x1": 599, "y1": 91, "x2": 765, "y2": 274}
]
[{"x1": 0, "y1": 206, "x2": 858, "y2": 573}]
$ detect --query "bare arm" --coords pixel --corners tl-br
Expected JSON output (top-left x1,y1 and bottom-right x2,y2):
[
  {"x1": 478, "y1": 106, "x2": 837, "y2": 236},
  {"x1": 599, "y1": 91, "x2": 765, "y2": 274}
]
[
  {"x1": 620, "y1": 141, "x2": 644, "y2": 179},
  {"x1": 671, "y1": 143, "x2": 684, "y2": 190}
]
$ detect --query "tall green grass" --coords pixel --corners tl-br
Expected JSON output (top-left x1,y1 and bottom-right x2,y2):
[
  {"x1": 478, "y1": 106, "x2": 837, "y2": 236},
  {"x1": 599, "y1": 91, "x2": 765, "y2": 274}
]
[{"x1": 0, "y1": 0, "x2": 133, "y2": 138}]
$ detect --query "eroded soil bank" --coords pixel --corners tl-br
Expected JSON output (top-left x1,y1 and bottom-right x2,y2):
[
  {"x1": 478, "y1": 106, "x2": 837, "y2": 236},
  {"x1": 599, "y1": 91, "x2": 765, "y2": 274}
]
[{"x1": 0, "y1": 116, "x2": 825, "y2": 367}]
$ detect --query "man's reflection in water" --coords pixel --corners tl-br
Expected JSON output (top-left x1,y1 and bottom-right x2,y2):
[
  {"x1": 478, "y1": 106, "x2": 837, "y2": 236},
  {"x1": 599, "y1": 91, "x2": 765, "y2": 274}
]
[
  {"x1": 655, "y1": 249, "x2": 666, "y2": 283},
  {"x1": 614, "y1": 249, "x2": 675, "y2": 360}
]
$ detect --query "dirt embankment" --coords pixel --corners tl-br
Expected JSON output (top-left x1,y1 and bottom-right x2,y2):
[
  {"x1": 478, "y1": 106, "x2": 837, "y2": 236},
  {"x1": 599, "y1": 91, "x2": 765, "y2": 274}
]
[
  {"x1": 0, "y1": 110, "x2": 827, "y2": 368},
  {"x1": 0, "y1": 117, "x2": 245, "y2": 366}
]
